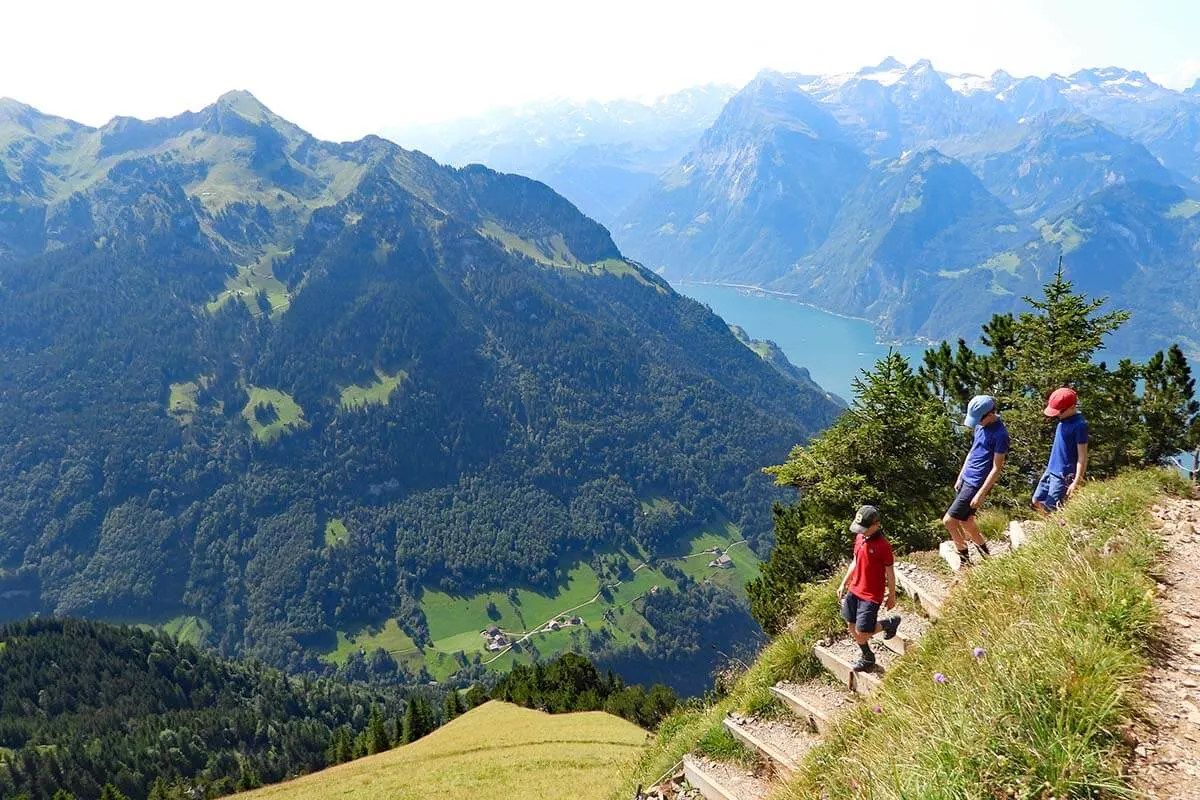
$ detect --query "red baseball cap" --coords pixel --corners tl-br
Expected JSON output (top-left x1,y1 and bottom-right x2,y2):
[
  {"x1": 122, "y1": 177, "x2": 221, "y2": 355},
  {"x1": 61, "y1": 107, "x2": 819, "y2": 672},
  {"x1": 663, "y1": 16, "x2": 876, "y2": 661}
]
[{"x1": 1044, "y1": 387, "x2": 1078, "y2": 416}]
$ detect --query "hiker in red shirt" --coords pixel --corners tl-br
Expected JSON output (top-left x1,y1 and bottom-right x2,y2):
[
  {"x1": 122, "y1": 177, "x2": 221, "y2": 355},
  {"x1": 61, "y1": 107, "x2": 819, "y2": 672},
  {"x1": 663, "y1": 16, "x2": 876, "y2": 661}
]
[{"x1": 836, "y1": 505, "x2": 901, "y2": 671}]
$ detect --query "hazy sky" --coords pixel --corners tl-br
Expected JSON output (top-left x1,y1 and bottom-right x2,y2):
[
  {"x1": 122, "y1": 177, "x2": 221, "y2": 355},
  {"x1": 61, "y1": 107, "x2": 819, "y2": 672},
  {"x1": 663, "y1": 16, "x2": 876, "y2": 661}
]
[{"x1": 3, "y1": 0, "x2": 1199, "y2": 142}]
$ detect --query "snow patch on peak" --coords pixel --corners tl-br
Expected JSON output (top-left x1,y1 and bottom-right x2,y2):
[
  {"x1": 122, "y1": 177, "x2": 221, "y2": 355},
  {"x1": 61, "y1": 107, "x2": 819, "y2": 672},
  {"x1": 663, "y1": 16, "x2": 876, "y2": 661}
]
[
  {"x1": 856, "y1": 67, "x2": 907, "y2": 87},
  {"x1": 945, "y1": 74, "x2": 993, "y2": 95}
]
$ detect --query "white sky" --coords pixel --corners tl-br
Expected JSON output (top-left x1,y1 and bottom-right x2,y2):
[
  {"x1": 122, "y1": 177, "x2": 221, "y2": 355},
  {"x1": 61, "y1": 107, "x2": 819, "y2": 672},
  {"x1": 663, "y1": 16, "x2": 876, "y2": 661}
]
[{"x1": 3, "y1": 0, "x2": 1199, "y2": 142}]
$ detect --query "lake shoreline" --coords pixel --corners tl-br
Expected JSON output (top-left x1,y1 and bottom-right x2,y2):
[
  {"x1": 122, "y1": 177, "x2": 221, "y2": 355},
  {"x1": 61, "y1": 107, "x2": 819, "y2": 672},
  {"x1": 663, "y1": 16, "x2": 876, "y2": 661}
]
[
  {"x1": 673, "y1": 279, "x2": 940, "y2": 350},
  {"x1": 670, "y1": 282, "x2": 933, "y2": 399}
]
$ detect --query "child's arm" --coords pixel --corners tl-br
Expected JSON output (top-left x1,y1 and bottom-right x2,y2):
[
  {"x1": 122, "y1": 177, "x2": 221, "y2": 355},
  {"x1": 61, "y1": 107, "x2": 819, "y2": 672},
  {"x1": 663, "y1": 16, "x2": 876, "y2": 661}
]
[
  {"x1": 955, "y1": 452, "x2": 970, "y2": 490},
  {"x1": 1068, "y1": 443, "x2": 1088, "y2": 496},
  {"x1": 970, "y1": 452, "x2": 1007, "y2": 508},
  {"x1": 885, "y1": 565, "x2": 896, "y2": 610},
  {"x1": 837, "y1": 559, "x2": 855, "y2": 598}
]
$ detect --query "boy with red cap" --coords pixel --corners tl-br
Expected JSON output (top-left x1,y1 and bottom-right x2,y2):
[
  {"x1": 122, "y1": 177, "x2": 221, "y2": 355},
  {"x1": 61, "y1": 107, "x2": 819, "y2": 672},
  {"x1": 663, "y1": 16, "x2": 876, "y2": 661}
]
[
  {"x1": 836, "y1": 505, "x2": 901, "y2": 672},
  {"x1": 1033, "y1": 387, "x2": 1088, "y2": 512}
]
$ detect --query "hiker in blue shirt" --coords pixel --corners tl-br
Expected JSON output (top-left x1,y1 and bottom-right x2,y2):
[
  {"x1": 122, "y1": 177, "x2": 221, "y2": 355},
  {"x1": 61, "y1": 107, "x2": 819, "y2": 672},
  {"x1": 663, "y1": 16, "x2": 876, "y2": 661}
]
[
  {"x1": 1032, "y1": 387, "x2": 1089, "y2": 513},
  {"x1": 942, "y1": 395, "x2": 1009, "y2": 567}
]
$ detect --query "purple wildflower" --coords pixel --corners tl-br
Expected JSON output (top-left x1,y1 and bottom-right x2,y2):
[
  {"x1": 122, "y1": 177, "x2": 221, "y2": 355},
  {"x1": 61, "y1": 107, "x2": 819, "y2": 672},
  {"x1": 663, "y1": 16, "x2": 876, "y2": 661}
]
[
  {"x1": 934, "y1": 672, "x2": 948, "y2": 684},
  {"x1": 973, "y1": 646, "x2": 986, "y2": 659},
  {"x1": 873, "y1": 704, "x2": 882, "y2": 714}
]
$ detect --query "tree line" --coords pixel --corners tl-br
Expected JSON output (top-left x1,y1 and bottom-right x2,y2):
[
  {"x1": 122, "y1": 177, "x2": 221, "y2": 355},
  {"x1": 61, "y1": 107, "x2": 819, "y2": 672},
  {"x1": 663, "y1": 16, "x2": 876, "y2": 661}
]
[{"x1": 749, "y1": 270, "x2": 1200, "y2": 633}]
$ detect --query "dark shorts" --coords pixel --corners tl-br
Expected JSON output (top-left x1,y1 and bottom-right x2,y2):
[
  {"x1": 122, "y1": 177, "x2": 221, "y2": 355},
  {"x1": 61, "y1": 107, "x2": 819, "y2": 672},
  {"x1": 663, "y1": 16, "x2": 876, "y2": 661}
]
[
  {"x1": 946, "y1": 481, "x2": 979, "y2": 521},
  {"x1": 841, "y1": 591, "x2": 881, "y2": 633},
  {"x1": 1033, "y1": 472, "x2": 1069, "y2": 511}
]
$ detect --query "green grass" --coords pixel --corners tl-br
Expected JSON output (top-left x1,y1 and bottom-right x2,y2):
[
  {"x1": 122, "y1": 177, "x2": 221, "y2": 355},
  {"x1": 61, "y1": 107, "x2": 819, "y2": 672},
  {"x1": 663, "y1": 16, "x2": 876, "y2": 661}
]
[
  {"x1": 207, "y1": 248, "x2": 293, "y2": 317},
  {"x1": 608, "y1": 578, "x2": 844, "y2": 799},
  {"x1": 322, "y1": 619, "x2": 417, "y2": 665},
  {"x1": 639, "y1": 494, "x2": 678, "y2": 513},
  {"x1": 234, "y1": 701, "x2": 648, "y2": 800},
  {"x1": 324, "y1": 519, "x2": 348, "y2": 547},
  {"x1": 338, "y1": 370, "x2": 408, "y2": 410},
  {"x1": 1041, "y1": 218, "x2": 1086, "y2": 254},
  {"x1": 406, "y1": 515, "x2": 757, "y2": 678},
  {"x1": 167, "y1": 381, "x2": 200, "y2": 423},
  {"x1": 781, "y1": 470, "x2": 1176, "y2": 800},
  {"x1": 241, "y1": 386, "x2": 306, "y2": 443},
  {"x1": 1167, "y1": 199, "x2": 1200, "y2": 219},
  {"x1": 980, "y1": 251, "x2": 1022, "y2": 277},
  {"x1": 421, "y1": 562, "x2": 603, "y2": 662},
  {"x1": 666, "y1": 516, "x2": 760, "y2": 596},
  {"x1": 897, "y1": 195, "x2": 923, "y2": 214},
  {"x1": 612, "y1": 470, "x2": 1184, "y2": 800},
  {"x1": 478, "y1": 222, "x2": 660, "y2": 290},
  {"x1": 161, "y1": 615, "x2": 212, "y2": 646}
]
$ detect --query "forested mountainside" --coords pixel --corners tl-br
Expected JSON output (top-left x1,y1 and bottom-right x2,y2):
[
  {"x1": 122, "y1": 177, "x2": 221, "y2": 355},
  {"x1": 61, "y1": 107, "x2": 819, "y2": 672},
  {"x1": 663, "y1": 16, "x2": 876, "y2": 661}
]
[
  {"x1": 0, "y1": 91, "x2": 841, "y2": 684},
  {"x1": 0, "y1": 619, "x2": 416, "y2": 800}
]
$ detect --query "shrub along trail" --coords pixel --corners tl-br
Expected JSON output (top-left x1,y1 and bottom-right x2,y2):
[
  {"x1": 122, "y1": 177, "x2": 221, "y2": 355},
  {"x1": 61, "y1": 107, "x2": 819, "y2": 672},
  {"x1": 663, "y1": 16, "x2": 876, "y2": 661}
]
[{"x1": 1134, "y1": 496, "x2": 1200, "y2": 798}]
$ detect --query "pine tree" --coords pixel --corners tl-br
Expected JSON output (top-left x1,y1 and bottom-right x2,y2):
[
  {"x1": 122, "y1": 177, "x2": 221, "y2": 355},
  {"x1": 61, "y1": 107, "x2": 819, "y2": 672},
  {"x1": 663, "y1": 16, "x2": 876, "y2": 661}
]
[
  {"x1": 402, "y1": 696, "x2": 436, "y2": 744},
  {"x1": 443, "y1": 690, "x2": 463, "y2": 722},
  {"x1": 750, "y1": 352, "x2": 957, "y2": 633},
  {"x1": 463, "y1": 684, "x2": 488, "y2": 710},
  {"x1": 51, "y1": 792, "x2": 76, "y2": 800},
  {"x1": 99, "y1": 785, "x2": 129, "y2": 800},
  {"x1": 237, "y1": 758, "x2": 261, "y2": 792},
  {"x1": 1141, "y1": 344, "x2": 1200, "y2": 464},
  {"x1": 366, "y1": 704, "x2": 391, "y2": 755}
]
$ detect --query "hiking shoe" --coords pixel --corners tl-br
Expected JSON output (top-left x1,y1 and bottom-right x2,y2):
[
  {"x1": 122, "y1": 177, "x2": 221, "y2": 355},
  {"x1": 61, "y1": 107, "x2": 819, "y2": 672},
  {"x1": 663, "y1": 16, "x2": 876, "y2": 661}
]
[
  {"x1": 851, "y1": 656, "x2": 876, "y2": 672},
  {"x1": 881, "y1": 615, "x2": 902, "y2": 640}
]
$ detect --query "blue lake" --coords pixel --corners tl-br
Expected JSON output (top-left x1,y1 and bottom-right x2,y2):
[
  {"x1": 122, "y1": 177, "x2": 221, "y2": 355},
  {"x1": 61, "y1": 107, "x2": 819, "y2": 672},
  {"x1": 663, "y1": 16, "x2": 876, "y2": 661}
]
[{"x1": 675, "y1": 283, "x2": 936, "y2": 400}]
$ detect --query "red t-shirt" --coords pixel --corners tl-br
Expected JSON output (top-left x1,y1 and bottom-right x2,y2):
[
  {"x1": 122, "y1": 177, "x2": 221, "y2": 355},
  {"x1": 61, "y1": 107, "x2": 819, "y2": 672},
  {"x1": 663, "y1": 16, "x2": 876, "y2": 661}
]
[{"x1": 848, "y1": 531, "x2": 894, "y2": 604}]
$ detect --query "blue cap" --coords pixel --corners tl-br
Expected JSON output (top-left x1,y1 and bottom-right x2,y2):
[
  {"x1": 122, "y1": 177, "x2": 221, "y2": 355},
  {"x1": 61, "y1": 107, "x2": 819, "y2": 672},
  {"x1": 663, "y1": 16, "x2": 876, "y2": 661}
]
[{"x1": 963, "y1": 395, "x2": 996, "y2": 428}]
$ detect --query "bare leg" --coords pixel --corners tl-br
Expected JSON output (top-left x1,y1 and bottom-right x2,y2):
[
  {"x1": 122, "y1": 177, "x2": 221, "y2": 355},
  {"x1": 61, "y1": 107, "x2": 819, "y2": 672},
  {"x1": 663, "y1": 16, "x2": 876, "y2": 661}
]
[
  {"x1": 960, "y1": 516, "x2": 988, "y2": 549},
  {"x1": 853, "y1": 624, "x2": 883, "y2": 644},
  {"x1": 942, "y1": 513, "x2": 966, "y2": 550}
]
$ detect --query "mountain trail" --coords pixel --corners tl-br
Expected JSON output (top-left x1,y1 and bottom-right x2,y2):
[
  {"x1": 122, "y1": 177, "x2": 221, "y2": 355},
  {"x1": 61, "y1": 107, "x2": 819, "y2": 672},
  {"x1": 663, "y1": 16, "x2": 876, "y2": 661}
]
[{"x1": 1133, "y1": 496, "x2": 1200, "y2": 798}]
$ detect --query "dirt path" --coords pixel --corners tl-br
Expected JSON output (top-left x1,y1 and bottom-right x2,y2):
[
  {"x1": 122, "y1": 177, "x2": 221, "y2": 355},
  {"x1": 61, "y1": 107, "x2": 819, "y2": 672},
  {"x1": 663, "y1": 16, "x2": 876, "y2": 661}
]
[{"x1": 1134, "y1": 497, "x2": 1200, "y2": 798}]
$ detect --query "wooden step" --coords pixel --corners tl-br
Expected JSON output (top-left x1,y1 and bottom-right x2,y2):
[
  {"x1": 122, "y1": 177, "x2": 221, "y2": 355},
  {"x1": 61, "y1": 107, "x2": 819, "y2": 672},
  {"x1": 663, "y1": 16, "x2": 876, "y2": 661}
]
[
  {"x1": 814, "y1": 638, "x2": 898, "y2": 696},
  {"x1": 894, "y1": 561, "x2": 950, "y2": 619},
  {"x1": 682, "y1": 754, "x2": 772, "y2": 800},
  {"x1": 723, "y1": 714, "x2": 818, "y2": 778},
  {"x1": 1008, "y1": 520, "x2": 1028, "y2": 550},
  {"x1": 938, "y1": 539, "x2": 1010, "y2": 572},
  {"x1": 877, "y1": 608, "x2": 929, "y2": 656},
  {"x1": 771, "y1": 680, "x2": 856, "y2": 735}
]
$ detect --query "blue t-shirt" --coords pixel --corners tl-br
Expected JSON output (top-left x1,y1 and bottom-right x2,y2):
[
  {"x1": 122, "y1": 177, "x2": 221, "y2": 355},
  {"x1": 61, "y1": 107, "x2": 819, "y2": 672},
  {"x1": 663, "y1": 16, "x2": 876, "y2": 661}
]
[
  {"x1": 961, "y1": 418, "x2": 1010, "y2": 487},
  {"x1": 1047, "y1": 412, "x2": 1089, "y2": 477}
]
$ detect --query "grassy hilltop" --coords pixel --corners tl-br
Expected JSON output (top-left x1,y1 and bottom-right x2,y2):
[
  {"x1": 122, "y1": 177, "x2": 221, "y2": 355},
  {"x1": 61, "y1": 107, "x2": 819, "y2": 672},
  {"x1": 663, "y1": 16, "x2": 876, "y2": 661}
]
[{"x1": 232, "y1": 701, "x2": 648, "y2": 800}]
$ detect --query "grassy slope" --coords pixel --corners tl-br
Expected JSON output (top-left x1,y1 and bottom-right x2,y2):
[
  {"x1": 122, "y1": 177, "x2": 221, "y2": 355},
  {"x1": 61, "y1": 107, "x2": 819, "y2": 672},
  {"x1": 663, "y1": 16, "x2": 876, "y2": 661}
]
[
  {"x1": 321, "y1": 513, "x2": 758, "y2": 675},
  {"x1": 612, "y1": 470, "x2": 1188, "y2": 799},
  {"x1": 338, "y1": 370, "x2": 408, "y2": 410},
  {"x1": 232, "y1": 701, "x2": 648, "y2": 800},
  {"x1": 241, "y1": 386, "x2": 306, "y2": 443}
]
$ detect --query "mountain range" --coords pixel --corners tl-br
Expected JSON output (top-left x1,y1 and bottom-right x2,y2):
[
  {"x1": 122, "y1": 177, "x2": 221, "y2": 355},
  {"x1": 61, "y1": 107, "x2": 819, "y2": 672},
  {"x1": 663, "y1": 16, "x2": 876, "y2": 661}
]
[
  {"x1": 384, "y1": 85, "x2": 736, "y2": 229},
  {"x1": 416, "y1": 60, "x2": 1200, "y2": 356},
  {"x1": 0, "y1": 90, "x2": 841, "y2": 689}
]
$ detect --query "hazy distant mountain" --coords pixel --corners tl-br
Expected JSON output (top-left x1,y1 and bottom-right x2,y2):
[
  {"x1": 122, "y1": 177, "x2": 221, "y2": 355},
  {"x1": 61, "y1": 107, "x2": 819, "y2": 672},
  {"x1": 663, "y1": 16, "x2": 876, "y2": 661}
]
[
  {"x1": 615, "y1": 73, "x2": 867, "y2": 283},
  {"x1": 772, "y1": 149, "x2": 1030, "y2": 337},
  {"x1": 977, "y1": 114, "x2": 1177, "y2": 220},
  {"x1": 605, "y1": 59, "x2": 1200, "y2": 356},
  {"x1": 381, "y1": 85, "x2": 735, "y2": 227}
]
